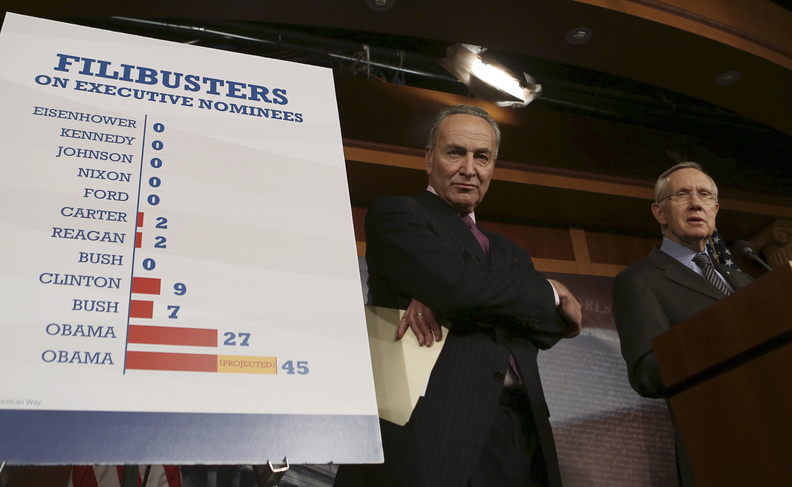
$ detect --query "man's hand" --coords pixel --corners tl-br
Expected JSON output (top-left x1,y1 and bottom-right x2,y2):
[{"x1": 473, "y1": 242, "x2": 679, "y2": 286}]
[
  {"x1": 397, "y1": 298, "x2": 442, "y2": 347},
  {"x1": 548, "y1": 279, "x2": 583, "y2": 338}
]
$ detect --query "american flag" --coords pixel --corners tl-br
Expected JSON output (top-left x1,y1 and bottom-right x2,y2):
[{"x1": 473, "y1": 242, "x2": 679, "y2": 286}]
[
  {"x1": 68, "y1": 465, "x2": 180, "y2": 487},
  {"x1": 707, "y1": 228, "x2": 740, "y2": 270}
]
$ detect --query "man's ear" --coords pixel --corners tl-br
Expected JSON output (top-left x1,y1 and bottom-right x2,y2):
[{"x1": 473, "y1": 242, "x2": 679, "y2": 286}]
[
  {"x1": 425, "y1": 146, "x2": 433, "y2": 175},
  {"x1": 651, "y1": 202, "x2": 666, "y2": 225}
]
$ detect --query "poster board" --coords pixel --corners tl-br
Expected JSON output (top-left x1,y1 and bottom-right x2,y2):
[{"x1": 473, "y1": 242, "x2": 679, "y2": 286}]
[{"x1": 0, "y1": 13, "x2": 381, "y2": 465}]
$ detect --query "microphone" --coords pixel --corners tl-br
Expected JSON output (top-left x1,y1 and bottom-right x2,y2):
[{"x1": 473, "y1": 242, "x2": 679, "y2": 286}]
[{"x1": 733, "y1": 240, "x2": 773, "y2": 272}]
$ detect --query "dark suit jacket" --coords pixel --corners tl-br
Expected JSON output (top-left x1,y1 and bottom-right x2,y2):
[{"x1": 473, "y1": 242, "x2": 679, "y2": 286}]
[
  {"x1": 612, "y1": 246, "x2": 753, "y2": 486},
  {"x1": 337, "y1": 191, "x2": 568, "y2": 487}
]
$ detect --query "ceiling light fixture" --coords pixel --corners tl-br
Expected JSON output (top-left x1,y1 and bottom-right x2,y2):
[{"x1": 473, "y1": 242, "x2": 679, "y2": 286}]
[
  {"x1": 716, "y1": 70, "x2": 741, "y2": 86},
  {"x1": 438, "y1": 43, "x2": 542, "y2": 108},
  {"x1": 367, "y1": 0, "x2": 395, "y2": 11},
  {"x1": 566, "y1": 27, "x2": 593, "y2": 45}
]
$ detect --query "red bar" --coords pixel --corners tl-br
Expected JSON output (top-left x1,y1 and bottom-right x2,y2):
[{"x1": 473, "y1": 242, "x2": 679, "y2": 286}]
[
  {"x1": 135, "y1": 232, "x2": 142, "y2": 248},
  {"x1": 126, "y1": 351, "x2": 217, "y2": 372},
  {"x1": 128, "y1": 325, "x2": 217, "y2": 347},
  {"x1": 129, "y1": 300, "x2": 154, "y2": 319},
  {"x1": 132, "y1": 277, "x2": 161, "y2": 295},
  {"x1": 137, "y1": 212, "x2": 144, "y2": 227}
]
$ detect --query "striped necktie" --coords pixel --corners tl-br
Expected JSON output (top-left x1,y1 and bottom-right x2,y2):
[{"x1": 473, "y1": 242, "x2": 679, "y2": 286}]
[
  {"x1": 461, "y1": 213, "x2": 523, "y2": 384},
  {"x1": 693, "y1": 253, "x2": 731, "y2": 296},
  {"x1": 461, "y1": 213, "x2": 490, "y2": 255}
]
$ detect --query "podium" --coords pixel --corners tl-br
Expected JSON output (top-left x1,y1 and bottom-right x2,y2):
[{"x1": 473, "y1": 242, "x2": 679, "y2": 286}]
[{"x1": 652, "y1": 263, "x2": 792, "y2": 486}]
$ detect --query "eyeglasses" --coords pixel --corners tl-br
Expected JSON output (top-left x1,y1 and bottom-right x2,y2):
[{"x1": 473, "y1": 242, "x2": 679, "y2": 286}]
[{"x1": 659, "y1": 191, "x2": 717, "y2": 204}]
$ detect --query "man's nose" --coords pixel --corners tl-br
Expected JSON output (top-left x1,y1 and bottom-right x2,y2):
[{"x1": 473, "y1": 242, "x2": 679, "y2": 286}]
[{"x1": 459, "y1": 155, "x2": 476, "y2": 175}]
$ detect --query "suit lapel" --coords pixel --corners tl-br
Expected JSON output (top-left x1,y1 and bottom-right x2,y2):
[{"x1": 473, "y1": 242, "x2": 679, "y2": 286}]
[
  {"x1": 714, "y1": 261, "x2": 749, "y2": 291},
  {"x1": 649, "y1": 247, "x2": 727, "y2": 301}
]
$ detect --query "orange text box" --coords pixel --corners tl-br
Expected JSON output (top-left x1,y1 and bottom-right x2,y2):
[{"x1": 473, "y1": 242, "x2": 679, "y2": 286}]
[{"x1": 217, "y1": 355, "x2": 278, "y2": 374}]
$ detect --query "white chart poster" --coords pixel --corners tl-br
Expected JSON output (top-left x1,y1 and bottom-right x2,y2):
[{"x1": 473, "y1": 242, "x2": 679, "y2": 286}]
[{"x1": 0, "y1": 13, "x2": 381, "y2": 465}]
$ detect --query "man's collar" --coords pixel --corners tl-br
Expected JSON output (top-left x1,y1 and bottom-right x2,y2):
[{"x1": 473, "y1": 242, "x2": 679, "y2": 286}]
[
  {"x1": 660, "y1": 237, "x2": 703, "y2": 263},
  {"x1": 426, "y1": 185, "x2": 476, "y2": 222}
]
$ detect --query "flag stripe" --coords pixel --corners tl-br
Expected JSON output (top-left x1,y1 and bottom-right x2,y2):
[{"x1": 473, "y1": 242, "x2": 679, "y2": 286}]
[{"x1": 70, "y1": 465, "x2": 181, "y2": 487}]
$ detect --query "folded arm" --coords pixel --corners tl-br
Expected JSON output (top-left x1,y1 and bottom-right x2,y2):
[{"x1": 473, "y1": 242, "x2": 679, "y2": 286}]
[{"x1": 366, "y1": 196, "x2": 570, "y2": 344}]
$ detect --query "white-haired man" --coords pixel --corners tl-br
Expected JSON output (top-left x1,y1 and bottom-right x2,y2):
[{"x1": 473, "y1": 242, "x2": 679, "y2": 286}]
[{"x1": 613, "y1": 162, "x2": 753, "y2": 486}]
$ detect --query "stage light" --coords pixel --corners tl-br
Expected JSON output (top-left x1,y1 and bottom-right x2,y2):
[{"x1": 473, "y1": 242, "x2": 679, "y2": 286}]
[{"x1": 438, "y1": 43, "x2": 542, "y2": 108}]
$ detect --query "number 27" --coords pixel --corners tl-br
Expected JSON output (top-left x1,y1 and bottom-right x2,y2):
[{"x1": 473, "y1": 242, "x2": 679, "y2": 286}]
[{"x1": 223, "y1": 332, "x2": 250, "y2": 346}]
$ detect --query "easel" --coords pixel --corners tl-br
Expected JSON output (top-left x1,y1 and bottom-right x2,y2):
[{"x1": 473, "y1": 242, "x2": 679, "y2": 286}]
[
  {"x1": 121, "y1": 465, "x2": 138, "y2": 487},
  {"x1": 254, "y1": 460, "x2": 291, "y2": 487}
]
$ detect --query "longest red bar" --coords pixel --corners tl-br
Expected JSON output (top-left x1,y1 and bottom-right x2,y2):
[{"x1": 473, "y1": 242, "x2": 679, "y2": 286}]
[
  {"x1": 128, "y1": 324, "x2": 217, "y2": 347},
  {"x1": 126, "y1": 351, "x2": 217, "y2": 372}
]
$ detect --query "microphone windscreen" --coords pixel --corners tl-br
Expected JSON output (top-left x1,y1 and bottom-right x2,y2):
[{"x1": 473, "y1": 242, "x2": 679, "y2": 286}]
[{"x1": 733, "y1": 240, "x2": 754, "y2": 257}]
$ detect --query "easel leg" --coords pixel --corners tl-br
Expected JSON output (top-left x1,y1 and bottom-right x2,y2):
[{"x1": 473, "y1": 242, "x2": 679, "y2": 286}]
[
  {"x1": 254, "y1": 459, "x2": 289, "y2": 487},
  {"x1": 121, "y1": 465, "x2": 138, "y2": 487}
]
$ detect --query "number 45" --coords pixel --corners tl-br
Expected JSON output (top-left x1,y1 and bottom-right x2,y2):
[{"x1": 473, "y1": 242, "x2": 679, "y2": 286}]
[{"x1": 281, "y1": 360, "x2": 309, "y2": 375}]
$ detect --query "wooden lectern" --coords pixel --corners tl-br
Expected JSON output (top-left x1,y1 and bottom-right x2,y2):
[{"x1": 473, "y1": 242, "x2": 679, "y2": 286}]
[{"x1": 652, "y1": 263, "x2": 792, "y2": 486}]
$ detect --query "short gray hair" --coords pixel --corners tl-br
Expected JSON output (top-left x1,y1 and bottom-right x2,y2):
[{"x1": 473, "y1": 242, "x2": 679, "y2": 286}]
[
  {"x1": 427, "y1": 105, "x2": 501, "y2": 158},
  {"x1": 654, "y1": 162, "x2": 718, "y2": 203}
]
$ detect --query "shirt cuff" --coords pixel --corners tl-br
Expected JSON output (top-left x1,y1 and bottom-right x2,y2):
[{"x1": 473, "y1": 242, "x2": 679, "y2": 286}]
[{"x1": 548, "y1": 279, "x2": 560, "y2": 306}]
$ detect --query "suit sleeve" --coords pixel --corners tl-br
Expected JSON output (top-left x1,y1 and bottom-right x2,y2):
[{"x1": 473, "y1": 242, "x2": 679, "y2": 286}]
[
  {"x1": 365, "y1": 196, "x2": 566, "y2": 342},
  {"x1": 612, "y1": 270, "x2": 669, "y2": 398}
]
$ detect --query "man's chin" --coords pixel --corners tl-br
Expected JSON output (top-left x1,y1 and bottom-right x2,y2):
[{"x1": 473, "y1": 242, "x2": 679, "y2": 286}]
[
  {"x1": 678, "y1": 234, "x2": 711, "y2": 250},
  {"x1": 449, "y1": 197, "x2": 479, "y2": 213}
]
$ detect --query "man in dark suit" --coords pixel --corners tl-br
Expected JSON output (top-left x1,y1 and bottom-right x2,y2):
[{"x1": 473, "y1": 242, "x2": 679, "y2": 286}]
[
  {"x1": 613, "y1": 162, "x2": 753, "y2": 487},
  {"x1": 335, "y1": 105, "x2": 582, "y2": 487}
]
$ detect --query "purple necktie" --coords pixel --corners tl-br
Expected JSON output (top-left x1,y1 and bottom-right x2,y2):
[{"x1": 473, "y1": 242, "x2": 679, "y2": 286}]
[
  {"x1": 461, "y1": 213, "x2": 490, "y2": 256},
  {"x1": 461, "y1": 213, "x2": 522, "y2": 384}
]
